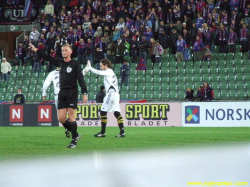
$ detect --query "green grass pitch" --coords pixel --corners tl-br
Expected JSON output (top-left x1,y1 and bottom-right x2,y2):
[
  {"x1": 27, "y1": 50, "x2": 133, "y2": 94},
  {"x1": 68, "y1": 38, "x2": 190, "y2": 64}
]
[{"x1": 0, "y1": 127, "x2": 249, "y2": 160}]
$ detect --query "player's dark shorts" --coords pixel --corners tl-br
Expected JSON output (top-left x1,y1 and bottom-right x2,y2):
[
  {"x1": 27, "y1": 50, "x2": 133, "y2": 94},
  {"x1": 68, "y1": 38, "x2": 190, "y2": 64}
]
[{"x1": 58, "y1": 88, "x2": 78, "y2": 109}]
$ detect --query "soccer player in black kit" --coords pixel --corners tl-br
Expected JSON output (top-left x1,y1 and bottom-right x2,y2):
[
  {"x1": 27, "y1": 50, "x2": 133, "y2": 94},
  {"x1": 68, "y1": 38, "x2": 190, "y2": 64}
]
[{"x1": 29, "y1": 43, "x2": 88, "y2": 148}]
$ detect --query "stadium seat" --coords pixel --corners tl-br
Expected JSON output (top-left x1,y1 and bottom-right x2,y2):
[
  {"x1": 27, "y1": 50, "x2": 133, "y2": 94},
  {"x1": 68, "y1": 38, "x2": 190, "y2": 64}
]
[
  {"x1": 169, "y1": 91, "x2": 177, "y2": 99},
  {"x1": 154, "y1": 84, "x2": 162, "y2": 91},
  {"x1": 29, "y1": 85, "x2": 36, "y2": 93},
  {"x1": 161, "y1": 68, "x2": 169, "y2": 75},
  {"x1": 193, "y1": 67, "x2": 202, "y2": 74},
  {"x1": 161, "y1": 84, "x2": 169, "y2": 91},
  {"x1": 154, "y1": 91, "x2": 162, "y2": 99},
  {"x1": 219, "y1": 75, "x2": 228, "y2": 82},
  {"x1": 169, "y1": 83, "x2": 177, "y2": 91},
  {"x1": 153, "y1": 68, "x2": 161, "y2": 75},
  {"x1": 185, "y1": 67, "x2": 193, "y2": 75},
  {"x1": 29, "y1": 79, "x2": 37, "y2": 85},
  {"x1": 4, "y1": 93, "x2": 14, "y2": 101},
  {"x1": 145, "y1": 76, "x2": 153, "y2": 83},
  {"x1": 31, "y1": 73, "x2": 39, "y2": 78},
  {"x1": 227, "y1": 74, "x2": 237, "y2": 82},
  {"x1": 34, "y1": 93, "x2": 42, "y2": 102},
  {"x1": 169, "y1": 77, "x2": 178, "y2": 83},
  {"x1": 236, "y1": 73, "x2": 245, "y2": 81},
  {"x1": 137, "y1": 84, "x2": 145, "y2": 91},
  {"x1": 161, "y1": 77, "x2": 169, "y2": 83},
  {"x1": 153, "y1": 76, "x2": 161, "y2": 83},
  {"x1": 145, "y1": 84, "x2": 154, "y2": 91},
  {"x1": 145, "y1": 92, "x2": 154, "y2": 100},
  {"x1": 15, "y1": 80, "x2": 23, "y2": 85},
  {"x1": 120, "y1": 92, "x2": 128, "y2": 100},
  {"x1": 161, "y1": 92, "x2": 169, "y2": 99}
]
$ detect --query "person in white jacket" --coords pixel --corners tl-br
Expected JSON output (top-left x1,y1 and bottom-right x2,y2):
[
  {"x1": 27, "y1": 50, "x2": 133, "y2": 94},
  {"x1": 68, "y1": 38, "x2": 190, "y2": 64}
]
[
  {"x1": 85, "y1": 59, "x2": 125, "y2": 138},
  {"x1": 44, "y1": 0, "x2": 54, "y2": 23},
  {"x1": 1, "y1": 58, "x2": 11, "y2": 81}
]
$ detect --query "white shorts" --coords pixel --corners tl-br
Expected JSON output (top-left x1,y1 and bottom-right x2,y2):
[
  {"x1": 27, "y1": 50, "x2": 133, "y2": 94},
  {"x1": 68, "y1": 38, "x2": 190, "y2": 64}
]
[
  {"x1": 101, "y1": 92, "x2": 121, "y2": 113},
  {"x1": 55, "y1": 95, "x2": 58, "y2": 110}
]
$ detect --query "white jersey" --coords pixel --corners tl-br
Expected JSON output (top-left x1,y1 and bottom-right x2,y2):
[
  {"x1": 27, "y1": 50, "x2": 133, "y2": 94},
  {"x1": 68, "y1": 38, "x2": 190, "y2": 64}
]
[
  {"x1": 42, "y1": 69, "x2": 60, "y2": 96},
  {"x1": 88, "y1": 67, "x2": 119, "y2": 94}
]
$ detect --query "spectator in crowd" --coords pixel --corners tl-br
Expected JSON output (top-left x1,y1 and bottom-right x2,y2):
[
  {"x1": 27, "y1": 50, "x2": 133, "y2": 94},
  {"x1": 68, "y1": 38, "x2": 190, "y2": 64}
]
[
  {"x1": 150, "y1": 38, "x2": 157, "y2": 64},
  {"x1": 16, "y1": 42, "x2": 25, "y2": 66},
  {"x1": 96, "y1": 85, "x2": 105, "y2": 103},
  {"x1": 139, "y1": 35, "x2": 149, "y2": 63},
  {"x1": 130, "y1": 36, "x2": 138, "y2": 63},
  {"x1": 217, "y1": 25, "x2": 228, "y2": 53},
  {"x1": 227, "y1": 28, "x2": 238, "y2": 53},
  {"x1": 176, "y1": 35, "x2": 186, "y2": 63},
  {"x1": 29, "y1": 26, "x2": 40, "y2": 46},
  {"x1": 240, "y1": 24, "x2": 249, "y2": 53},
  {"x1": 186, "y1": 88, "x2": 194, "y2": 101},
  {"x1": 120, "y1": 60, "x2": 130, "y2": 88},
  {"x1": 115, "y1": 37, "x2": 125, "y2": 64},
  {"x1": 112, "y1": 27, "x2": 121, "y2": 41},
  {"x1": 208, "y1": 26, "x2": 216, "y2": 53},
  {"x1": 94, "y1": 48, "x2": 104, "y2": 70},
  {"x1": 183, "y1": 45, "x2": 191, "y2": 62},
  {"x1": 14, "y1": 88, "x2": 25, "y2": 104},
  {"x1": 203, "y1": 45, "x2": 211, "y2": 61},
  {"x1": 77, "y1": 38, "x2": 86, "y2": 65},
  {"x1": 193, "y1": 35, "x2": 204, "y2": 61},
  {"x1": 158, "y1": 30, "x2": 168, "y2": 55},
  {"x1": 45, "y1": 0, "x2": 54, "y2": 23},
  {"x1": 106, "y1": 38, "x2": 115, "y2": 64},
  {"x1": 170, "y1": 29, "x2": 178, "y2": 54},
  {"x1": 201, "y1": 82, "x2": 214, "y2": 101},
  {"x1": 1, "y1": 58, "x2": 11, "y2": 82},
  {"x1": 195, "y1": 86, "x2": 202, "y2": 101},
  {"x1": 85, "y1": 38, "x2": 94, "y2": 65},
  {"x1": 33, "y1": 42, "x2": 44, "y2": 73},
  {"x1": 38, "y1": 10, "x2": 46, "y2": 29},
  {"x1": 153, "y1": 41, "x2": 163, "y2": 63}
]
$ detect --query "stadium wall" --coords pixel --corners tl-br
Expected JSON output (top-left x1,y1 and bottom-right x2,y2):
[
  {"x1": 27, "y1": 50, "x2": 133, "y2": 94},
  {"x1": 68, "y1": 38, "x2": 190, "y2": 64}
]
[
  {"x1": 0, "y1": 104, "x2": 57, "y2": 126},
  {"x1": 1, "y1": 102, "x2": 250, "y2": 127}
]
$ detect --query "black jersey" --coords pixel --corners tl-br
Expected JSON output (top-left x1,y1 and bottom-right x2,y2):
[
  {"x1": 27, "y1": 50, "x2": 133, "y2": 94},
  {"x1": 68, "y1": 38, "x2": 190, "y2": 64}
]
[
  {"x1": 14, "y1": 94, "x2": 25, "y2": 104},
  {"x1": 37, "y1": 50, "x2": 87, "y2": 95}
]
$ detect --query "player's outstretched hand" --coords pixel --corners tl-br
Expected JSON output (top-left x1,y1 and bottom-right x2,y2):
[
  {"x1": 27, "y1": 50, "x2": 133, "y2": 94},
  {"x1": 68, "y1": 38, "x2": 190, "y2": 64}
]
[
  {"x1": 29, "y1": 43, "x2": 38, "y2": 52},
  {"x1": 87, "y1": 60, "x2": 91, "y2": 67},
  {"x1": 42, "y1": 96, "x2": 46, "y2": 101},
  {"x1": 83, "y1": 95, "x2": 88, "y2": 103}
]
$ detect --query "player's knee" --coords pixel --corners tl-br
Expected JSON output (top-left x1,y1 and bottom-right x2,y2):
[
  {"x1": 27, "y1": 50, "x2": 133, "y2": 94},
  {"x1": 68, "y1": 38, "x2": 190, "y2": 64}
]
[
  {"x1": 58, "y1": 117, "x2": 66, "y2": 124},
  {"x1": 101, "y1": 111, "x2": 107, "y2": 117},
  {"x1": 114, "y1": 111, "x2": 121, "y2": 119}
]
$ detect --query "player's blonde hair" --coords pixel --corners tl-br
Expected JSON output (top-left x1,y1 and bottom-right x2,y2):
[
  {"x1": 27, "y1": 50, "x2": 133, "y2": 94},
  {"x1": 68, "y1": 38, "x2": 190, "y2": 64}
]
[{"x1": 62, "y1": 43, "x2": 73, "y2": 51}]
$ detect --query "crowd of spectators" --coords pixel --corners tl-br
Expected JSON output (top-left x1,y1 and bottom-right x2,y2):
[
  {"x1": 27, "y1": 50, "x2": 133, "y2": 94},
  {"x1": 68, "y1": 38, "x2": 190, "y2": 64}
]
[{"x1": 15, "y1": 0, "x2": 250, "y2": 74}]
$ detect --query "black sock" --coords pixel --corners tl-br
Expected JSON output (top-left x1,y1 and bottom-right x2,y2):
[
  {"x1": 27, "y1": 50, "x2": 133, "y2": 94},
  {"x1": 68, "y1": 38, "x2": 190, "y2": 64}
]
[
  {"x1": 100, "y1": 111, "x2": 107, "y2": 134},
  {"x1": 62, "y1": 119, "x2": 71, "y2": 131},
  {"x1": 70, "y1": 121, "x2": 78, "y2": 139},
  {"x1": 114, "y1": 111, "x2": 124, "y2": 134}
]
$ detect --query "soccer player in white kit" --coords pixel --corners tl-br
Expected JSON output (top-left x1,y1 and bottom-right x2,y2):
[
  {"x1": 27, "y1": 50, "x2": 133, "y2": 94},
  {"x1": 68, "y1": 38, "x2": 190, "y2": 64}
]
[{"x1": 86, "y1": 59, "x2": 125, "y2": 137}]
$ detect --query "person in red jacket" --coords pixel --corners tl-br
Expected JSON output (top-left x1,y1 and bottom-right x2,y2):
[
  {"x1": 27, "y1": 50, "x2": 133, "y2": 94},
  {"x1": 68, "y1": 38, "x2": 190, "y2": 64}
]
[{"x1": 201, "y1": 82, "x2": 214, "y2": 101}]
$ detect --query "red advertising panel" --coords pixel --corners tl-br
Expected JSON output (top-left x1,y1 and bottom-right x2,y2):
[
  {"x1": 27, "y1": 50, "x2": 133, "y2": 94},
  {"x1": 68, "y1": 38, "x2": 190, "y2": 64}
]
[
  {"x1": 38, "y1": 105, "x2": 52, "y2": 122},
  {"x1": 10, "y1": 105, "x2": 23, "y2": 122}
]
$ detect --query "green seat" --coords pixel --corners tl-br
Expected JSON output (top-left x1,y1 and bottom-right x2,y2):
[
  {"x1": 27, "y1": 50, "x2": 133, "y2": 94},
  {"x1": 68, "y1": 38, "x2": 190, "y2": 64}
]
[
  {"x1": 36, "y1": 85, "x2": 43, "y2": 93},
  {"x1": 128, "y1": 84, "x2": 137, "y2": 91},
  {"x1": 210, "y1": 74, "x2": 219, "y2": 82},
  {"x1": 34, "y1": 93, "x2": 42, "y2": 102},
  {"x1": 15, "y1": 80, "x2": 23, "y2": 85},
  {"x1": 31, "y1": 73, "x2": 39, "y2": 78},
  {"x1": 238, "y1": 81, "x2": 247, "y2": 89},
  {"x1": 29, "y1": 85, "x2": 36, "y2": 93},
  {"x1": 120, "y1": 92, "x2": 128, "y2": 100},
  {"x1": 88, "y1": 92, "x2": 96, "y2": 100},
  {"x1": 169, "y1": 83, "x2": 177, "y2": 91},
  {"x1": 185, "y1": 67, "x2": 193, "y2": 74},
  {"x1": 185, "y1": 74, "x2": 194, "y2": 82},
  {"x1": 227, "y1": 74, "x2": 236, "y2": 81},
  {"x1": 169, "y1": 61, "x2": 177, "y2": 67},
  {"x1": 154, "y1": 84, "x2": 162, "y2": 91},
  {"x1": 220, "y1": 83, "x2": 229, "y2": 90},
  {"x1": 193, "y1": 67, "x2": 202, "y2": 74},
  {"x1": 154, "y1": 91, "x2": 162, "y2": 99},
  {"x1": 220, "y1": 90, "x2": 229, "y2": 99},
  {"x1": 16, "y1": 72, "x2": 23, "y2": 78},
  {"x1": 6, "y1": 85, "x2": 15, "y2": 93},
  {"x1": 178, "y1": 68, "x2": 186, "y2": 75},
  {"x1": 236, "y1": 73, "x2": 245, "y2": 81},
  {"x1": 229, "y1": 91, "x2": 239, "y2": 98},
  {"x1": 129, "y1": 76, "x2": 137, "y2": 85},
  {"x1": 169, "y1": 91, "x2": 177, "y2": 99},
  {"x1": 169, "y1": 67, "x2": 177, "y2": 74},
  {"x1": 194, "y1": 74, "x2": 202, "y2": 82},
  {"x1": 162, "y1": 77, "x2": 170, "y2": 83},
  {"x1": 153, "y1": 76, "x2": 161, "y2": 83},
  {"x1": 137, "y1": 84, "x2": 145, "y2": 91},
  {"x1": 225, "y1": 66, "x2": 236, "y2": 74},
  {"x1": 161, "y1": 92, "x2": 169, "y2": 99},
  {"x1": 169, "y1": 77, "x2": 178, "y2": 83},
  {"x1": 30, "y1": 79, "x2": 37, "y2": 85},
  {"x1": 36, "y1": 79, "x2": 44, "y2": 85},
  {"x1": 177, "y1": 75, "x2": 185, "y2": 82},
  {"x1": 4, "y1": 93, "x2": 14, "y2": 101},
  {"x1": 153, "y1": 68, "x2": 161, "y2": 75},
  {"x1": 145, "y1": 76, "x2": 153, "y2": 83},
  {"x1": 238, "y1": 90, "x2": 246, "y2": 98},
  {"x1": 161, "y1": 69, "x2": 169, "y2": 75},
  {"x1": 161, "y1": 84, "x2": 169, "y2": 91},
  {"x1": 9, "y1": 72, "x2": 17, "y2": 78},
  {"x1": 219, "y1": 75, "x2": 228, "y2": 82},
  {"x1": 136, "y1": 91, "x2": 145, "y2": 100},
  {"x1": 145, "y1": 84, "x2": 154, "y2": 91},
  {"x1": 145, "y1": 92, "x2": 154, "y2": 99}
]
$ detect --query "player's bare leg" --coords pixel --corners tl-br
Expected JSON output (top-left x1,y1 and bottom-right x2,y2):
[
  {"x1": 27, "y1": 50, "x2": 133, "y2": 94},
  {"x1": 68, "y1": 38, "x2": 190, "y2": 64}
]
[{"x1": 58, "y1": 109, "x2": 71, "y2": 138}]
